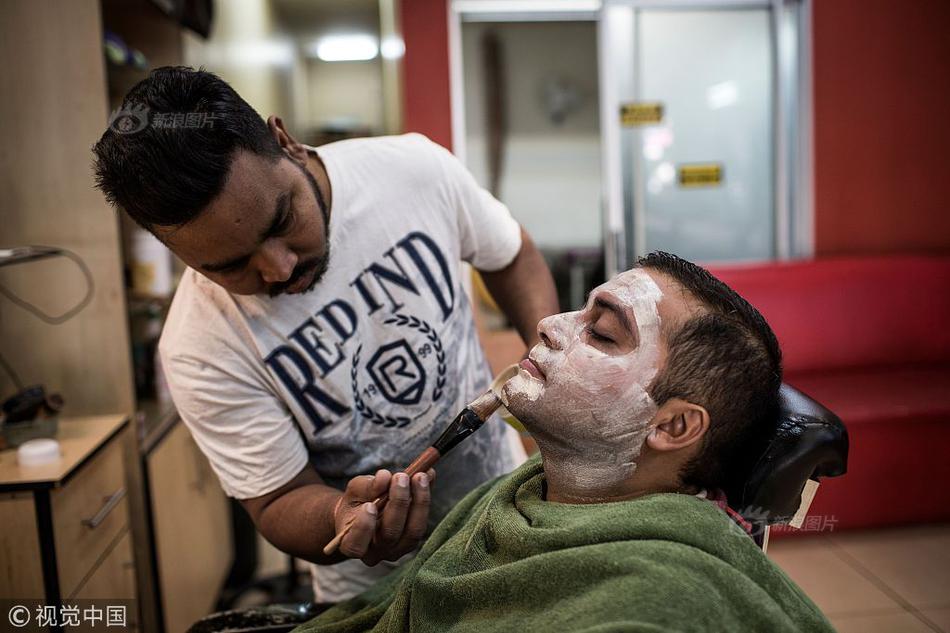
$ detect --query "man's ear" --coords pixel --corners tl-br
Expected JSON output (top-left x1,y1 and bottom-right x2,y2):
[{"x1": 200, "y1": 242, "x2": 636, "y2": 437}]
[
  {"x1": 646, "y1": 398, "x2": 709, "y2": 452},
  {"x1": 267, "y1": 115, "x2": 308, "y2": 165}
]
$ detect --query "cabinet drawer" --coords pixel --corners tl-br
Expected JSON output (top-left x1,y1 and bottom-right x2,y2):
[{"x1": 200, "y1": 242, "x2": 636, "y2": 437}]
[
  {"x1": 72, "y1": 528, "x2": 136, "y2": 598},
  {"x1": 72, "y1": 530, "x2": 138, "y2": 630},
  {"x1": 52, "y1": 436, "x2": 128, "y2": 596}
]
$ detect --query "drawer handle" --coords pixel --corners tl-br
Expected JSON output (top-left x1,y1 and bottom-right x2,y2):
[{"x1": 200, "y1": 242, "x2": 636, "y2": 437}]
[{"x1": 82, "y1": 487, "x2": 126, "y2": 529}]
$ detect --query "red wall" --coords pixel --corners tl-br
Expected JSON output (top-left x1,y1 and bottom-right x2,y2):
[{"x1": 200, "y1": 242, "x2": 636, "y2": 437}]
[
  {"x1": 813, "y1": 0, "x2": 950, "y2": 256},
  {"x1": 400, "y1": 0, "x2": 453, "y2": 150},
  {"x1": 399, "y1": 1, "x2": 950, "y2": 255}
]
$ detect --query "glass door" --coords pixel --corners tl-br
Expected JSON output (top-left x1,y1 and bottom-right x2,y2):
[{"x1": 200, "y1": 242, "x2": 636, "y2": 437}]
[
  {"x1": 600, "y1": 0, "x2": 806, "y2": 269},
  {"x1": 636, "y1": 8, "x2": 773, "y2": 262}
]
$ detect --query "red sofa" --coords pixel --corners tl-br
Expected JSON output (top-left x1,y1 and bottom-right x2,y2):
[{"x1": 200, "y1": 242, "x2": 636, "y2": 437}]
[{"x1": 710, "y1": 256, "x2": 950, "y2": 531}]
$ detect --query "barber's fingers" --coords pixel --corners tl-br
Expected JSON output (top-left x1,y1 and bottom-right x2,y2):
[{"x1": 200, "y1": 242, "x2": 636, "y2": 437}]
[
  {"x1": 337, "y1": 502, "x2": 378, "y2": 559},
  {"x1": 340, "y1": 472, "x2": 372, "y2": 504},
  {"x1": 363, "y1": 471, "x2": 434, "y2": 565},
  {"x1": 376, "y1": 472, "x2": 412, "y2": 547},
  {"x1": 339, "y1": 470, "x2": 391, "y2": 516},
  {"x1": 336, "y1": 467, "x2": 437, "y2": 563},
  {"x1": 394, "y1": 472, "x2": 432, "y2": 551},
  {"x1": 334, "y1": 469, "x2": 391, "y2": 558},
  {"x1": 370, "y1": 470, "x2": 391, "y2": 498}
]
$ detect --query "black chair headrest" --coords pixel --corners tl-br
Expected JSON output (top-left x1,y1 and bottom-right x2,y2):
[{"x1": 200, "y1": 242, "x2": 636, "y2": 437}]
[{"x1": 736, "y1": 384, "x2": 849, "y2": 525}]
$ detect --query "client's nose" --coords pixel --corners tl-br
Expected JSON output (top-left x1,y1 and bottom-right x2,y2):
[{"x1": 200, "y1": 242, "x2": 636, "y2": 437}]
[
  {"x1": 537, "y1": 315, "x2": 562, "y2": 350},
  {"x1": 540, "y1": 330, "x2": 553, "y2": 348}
]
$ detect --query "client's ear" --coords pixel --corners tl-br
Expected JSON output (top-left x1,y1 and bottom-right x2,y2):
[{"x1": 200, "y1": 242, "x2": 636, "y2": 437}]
[{"x1": 646, "y1": 398, "x2": 709, "y2": 452}]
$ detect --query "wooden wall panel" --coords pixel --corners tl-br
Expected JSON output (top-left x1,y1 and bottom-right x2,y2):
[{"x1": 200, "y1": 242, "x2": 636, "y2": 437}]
[{"x1": 0, "y1": 0, "x2": 134, "y2": 416}]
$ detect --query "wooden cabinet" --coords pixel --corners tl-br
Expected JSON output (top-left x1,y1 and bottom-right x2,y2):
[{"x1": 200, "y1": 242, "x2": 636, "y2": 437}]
[
  {"x1": 142, "y1": 417, "x2": 233, "y2": 633},
  {"x1": 52, "y1": 437, "x2": 129, "y2": 597},
  {"x1": 0, "y1": 416, "x2": 136, "y2": 627}
]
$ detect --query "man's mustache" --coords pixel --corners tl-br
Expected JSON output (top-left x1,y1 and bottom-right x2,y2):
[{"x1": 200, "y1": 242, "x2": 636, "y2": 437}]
[{"x1": 268, "y1": 254, "x2": 328, "y2": 297}]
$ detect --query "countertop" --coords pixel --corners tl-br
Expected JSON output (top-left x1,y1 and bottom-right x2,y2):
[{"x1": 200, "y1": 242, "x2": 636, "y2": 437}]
[{"x1": 0, "y1": 414, "x2": 129, "y2": 491}]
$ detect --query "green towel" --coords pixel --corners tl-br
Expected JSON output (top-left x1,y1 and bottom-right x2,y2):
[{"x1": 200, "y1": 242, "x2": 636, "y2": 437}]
[{"x1": 296, "y1": 456, "x2": 834, "y2": 632}]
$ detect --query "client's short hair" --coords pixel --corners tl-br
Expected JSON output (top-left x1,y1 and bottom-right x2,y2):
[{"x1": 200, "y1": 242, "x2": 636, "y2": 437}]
[{"x1": 638, "y1": 252, "x2": 782, "y2": 503}]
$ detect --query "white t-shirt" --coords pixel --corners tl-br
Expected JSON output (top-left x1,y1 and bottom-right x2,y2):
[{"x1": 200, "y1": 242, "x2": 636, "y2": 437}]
[{"x1": 159, "y1": 133, "x2": 527, "y2": 601}]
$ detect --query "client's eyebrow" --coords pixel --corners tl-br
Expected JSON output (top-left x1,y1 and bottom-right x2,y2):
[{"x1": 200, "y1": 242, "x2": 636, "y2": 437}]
[
  {"x1": 201, "y1": 191, "x2": 292, "y2": 273},
  {"x1": 593, "y1": 295, "x2": 636, "y2": 342}
]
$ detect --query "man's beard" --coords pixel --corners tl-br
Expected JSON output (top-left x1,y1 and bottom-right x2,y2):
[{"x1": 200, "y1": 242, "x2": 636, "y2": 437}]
[{"x1": 268, "y1": 159, "x2": 332, "y2": 298}]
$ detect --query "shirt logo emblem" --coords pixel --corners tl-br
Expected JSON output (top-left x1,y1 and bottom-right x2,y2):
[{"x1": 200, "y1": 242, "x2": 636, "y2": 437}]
[{"x1": 366, "y1": 340, "x2": 426, "y2": 405}]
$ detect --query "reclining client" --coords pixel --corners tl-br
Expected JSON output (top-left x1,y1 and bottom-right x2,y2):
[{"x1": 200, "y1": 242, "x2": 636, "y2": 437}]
[{"x1": 297, "y1": 252, "x2": 834, "y2": 632}]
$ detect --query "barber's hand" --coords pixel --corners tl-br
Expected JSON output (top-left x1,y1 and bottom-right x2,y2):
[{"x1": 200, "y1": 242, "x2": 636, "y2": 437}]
[{"x1": 332, "y1": 468, "x2": 435, "y2": 566}]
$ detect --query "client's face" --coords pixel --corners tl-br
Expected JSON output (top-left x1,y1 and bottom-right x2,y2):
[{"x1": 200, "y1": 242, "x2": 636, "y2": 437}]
[{"x1": 503, "y1": 269, "x2": 672, "y2": 493}]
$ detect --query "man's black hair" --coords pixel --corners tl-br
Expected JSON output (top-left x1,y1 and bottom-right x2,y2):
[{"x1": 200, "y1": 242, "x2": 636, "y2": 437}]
[
  {"x1": 93, "y1": 66, "x2": 284, "y2": 230},
  {"x1": 638, "y1": 251, "x2": 783, "y2": 505}
]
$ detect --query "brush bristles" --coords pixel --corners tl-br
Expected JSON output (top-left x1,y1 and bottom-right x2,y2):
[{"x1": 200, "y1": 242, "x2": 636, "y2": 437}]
[{"x1": 467, "y1": 390, "x2": 503, "y2": 420}]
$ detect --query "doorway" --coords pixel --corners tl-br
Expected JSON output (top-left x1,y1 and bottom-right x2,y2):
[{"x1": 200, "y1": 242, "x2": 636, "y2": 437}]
[{"x1": 455, "y1": 11, "x2": 604, "y2": 310}]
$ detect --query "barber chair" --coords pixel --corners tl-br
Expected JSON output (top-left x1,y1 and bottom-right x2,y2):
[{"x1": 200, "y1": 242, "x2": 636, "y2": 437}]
[
  {"x1": 725, "y1": 384, "x2": 849, "y2": 549},
  {"x1": 188, "y1": 383, "x2": 848, "y2": 633}
]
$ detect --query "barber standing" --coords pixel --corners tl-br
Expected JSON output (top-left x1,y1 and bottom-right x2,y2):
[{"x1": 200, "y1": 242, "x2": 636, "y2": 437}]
[{"x1": 93, "y1": 67, "x2": 558, "y2": 602}]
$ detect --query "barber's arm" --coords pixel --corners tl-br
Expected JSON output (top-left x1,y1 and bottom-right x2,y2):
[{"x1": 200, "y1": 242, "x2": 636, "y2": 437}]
[
  {"x1": 479, "y1": 225, "x2": 559, "y2": 349},
  {"x1": 241, "y1": 463, "x2": 434, "y2": 566},
  {"x1": 162, "y1": 351, "x2": 433, "y2": 567},
  {"x1": 422, "y1": 138, "x2": 557, "y2": 347}
]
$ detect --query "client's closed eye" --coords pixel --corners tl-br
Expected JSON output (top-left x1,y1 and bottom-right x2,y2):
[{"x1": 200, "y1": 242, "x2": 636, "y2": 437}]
[{"x1": 586, "y1": 325, "x2": 615, "y2": 345}]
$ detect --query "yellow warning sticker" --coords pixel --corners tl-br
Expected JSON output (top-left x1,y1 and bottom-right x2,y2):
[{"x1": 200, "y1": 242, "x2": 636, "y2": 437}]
[
  {"x1": 620, "y1": 102, "x2": 663, "y2": 126},
  {"x1": 678, "y1": 163, "x2": 723, "y2": 187}
]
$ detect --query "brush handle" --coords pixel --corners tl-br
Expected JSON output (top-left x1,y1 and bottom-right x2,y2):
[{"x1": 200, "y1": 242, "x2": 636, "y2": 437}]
[{"x1": 322, "y1": 447, "x2": 441, "y2": 556}]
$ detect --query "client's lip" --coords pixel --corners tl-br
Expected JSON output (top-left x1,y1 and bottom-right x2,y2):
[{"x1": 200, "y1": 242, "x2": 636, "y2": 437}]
[{"x1": 519, "y1": 357, "x2": 545, "y2": 380}]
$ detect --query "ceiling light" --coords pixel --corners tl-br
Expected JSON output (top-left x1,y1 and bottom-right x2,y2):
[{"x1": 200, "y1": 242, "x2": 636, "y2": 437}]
[{"x1": 309, "y1": 35, "x2": 379, "y2": 62}]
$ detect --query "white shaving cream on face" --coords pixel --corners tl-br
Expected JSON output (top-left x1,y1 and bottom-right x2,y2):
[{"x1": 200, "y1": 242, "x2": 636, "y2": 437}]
[{"x1": 503, "y1": 269, "x2": 664, "y2": 498}]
